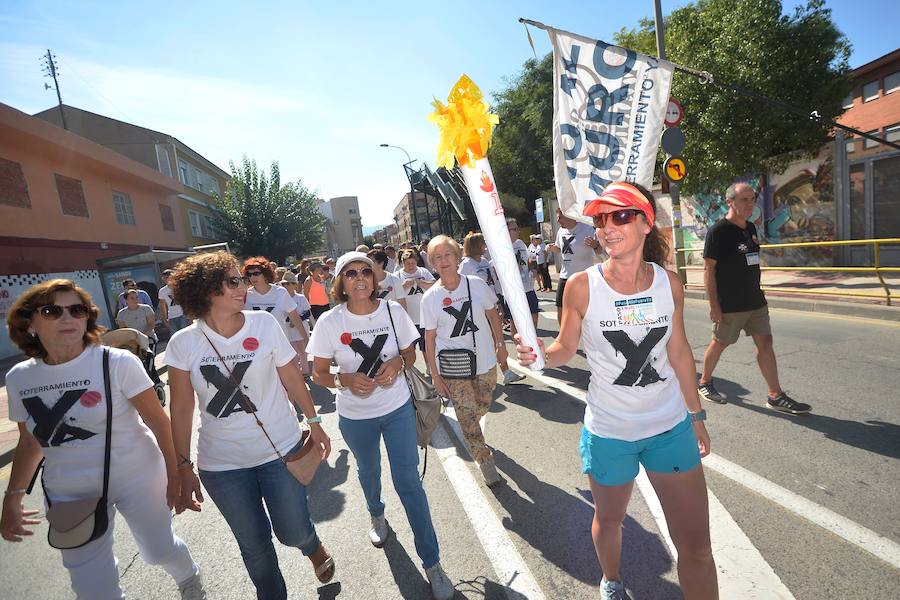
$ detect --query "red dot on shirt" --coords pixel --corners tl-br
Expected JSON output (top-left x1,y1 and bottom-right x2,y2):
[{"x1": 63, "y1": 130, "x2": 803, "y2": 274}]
[
  {"x1": 442, "y1": 297, "x2": 452, "y2": 306},
  {"x1": 340, "y1": 332, "x2": 352, "y2": 345},
  {"x1": 243, "y1": 337, "x2": 259, "y2": 351},
  {"x1": 80, "y1": 390, "x2": 102, "y2": 407}
]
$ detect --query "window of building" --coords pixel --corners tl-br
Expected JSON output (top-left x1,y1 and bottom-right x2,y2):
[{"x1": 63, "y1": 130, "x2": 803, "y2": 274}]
[
  {"x1": 189, "y1": 210, "x2": 202, "y2": 237},
  {"x1": 348, "y1": 208, "x2": 356, "y2": 214},
  {"x1": 156, "y1": 145, "x2": 172, "y2": 177},
  {"x1": 179, "y1": 160, "x2": 190, "y2": 186},
  {"x1": 885, "y1": 124, "x2": 900, "y2": 143},
  {"x1": 194, "y1": 168, "x2": 204, "y2": 193},
  {"x1": 159, "y1": 203, "x2": 175, "y2": 231},
  {"x1": 189, "y1": 209, "x2": 216, "y2": 239},
  {"x1": 55, "y1": 174, "x2": 89, "y2": 217},
  {"x1": 864, "y1": 130, "x2": 880, "y2": 149},
  {"x1": 862, "y1": 80, "x2": 879, "y2": 102},
  {"x1": 112, "y1": 192, "x2": 135, "y2": 225},
  {"x1": 0, "y1": 157, "x2": 31, "y2": 208},
  {"x1": 841, "y1": 93, "x2": 854, "y2": 109},
  {"x1": 845, "y1": 136, "x2": 855, "y2": 153},
  {"x1": 886, "y1": 71, "x2": 900, "y2": 95},
  {"x1": 210, "y1": 178, "x2": 220, "y2": 196}
]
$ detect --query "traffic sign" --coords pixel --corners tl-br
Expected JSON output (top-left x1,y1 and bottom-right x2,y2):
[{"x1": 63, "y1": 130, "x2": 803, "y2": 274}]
[
  {"x1": 535, "y1": 198, "x2": 544, "y2": 223},
  {"x1": 664, "y1": 156, "x2": 687, "y2": 183},
  {"x1": 661, "y1": 127, "x2": 685, "y2": 155},
  {"x1": 664, "y1": 98, "x2": 684, "y2": 127}
]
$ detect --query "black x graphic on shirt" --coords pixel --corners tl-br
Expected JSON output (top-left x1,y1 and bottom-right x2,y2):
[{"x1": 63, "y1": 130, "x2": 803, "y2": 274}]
[
  {"x1": 444, "y1": 301, "x2": 479, "y2": 337},
  {"x1": 407, "y1": 285, "x2": 424, "y2": 296},
  {"x1": 200, "y1": 361, "x2": 257, "y2": 418},
  {"x1": 22, "y1": 389, "x2": 96, "y2": 447},
  {"x1": 562, "y1": 235, "x2": 576, "y2": 254},
  {"x1": 350, "y1": 334, "x2": 388, "y2": 377},
  {"x1": 252, "y1": 306, "x2": 275, "y2": 313},
  {"x1": 603, "y1": 327, "x2": 668, "y2": 387}
]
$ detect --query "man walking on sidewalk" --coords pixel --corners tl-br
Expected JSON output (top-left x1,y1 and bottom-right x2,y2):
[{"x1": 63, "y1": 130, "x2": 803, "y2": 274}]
[{"x1": 697, "y1": 182, "x2": 811, "y2": 414}]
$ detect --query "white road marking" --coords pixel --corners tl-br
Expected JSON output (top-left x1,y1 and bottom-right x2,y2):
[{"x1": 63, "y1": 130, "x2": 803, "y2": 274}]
[
  {"x1": 505, "y1": 362, "x2": 798, "y2": 597},
  {"x1": 432, "y1": 415, "x2": 547, "y2": 600},
  {"x1": 539, "y1": 311, "x2": 558, "y2": 321}
]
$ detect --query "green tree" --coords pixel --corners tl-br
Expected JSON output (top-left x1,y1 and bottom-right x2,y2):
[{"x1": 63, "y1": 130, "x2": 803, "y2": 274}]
[
  {"x1": 489, "y1": 53, "x2": 555, "y2": 203},
  {"x1": 363, "y1": 235, "x2": 376, "y2": 248},
  {"x1": 615, "y1": 0, "x2": 851, "y2": 192},
  {"x1": 212, "y1": 157, "x2": 325, "y2": 262}
]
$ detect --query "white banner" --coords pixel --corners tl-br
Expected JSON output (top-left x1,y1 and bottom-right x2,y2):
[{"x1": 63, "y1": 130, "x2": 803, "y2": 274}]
[{"x1": 548, "y1": 28, "x2": 674, "y2": 222}]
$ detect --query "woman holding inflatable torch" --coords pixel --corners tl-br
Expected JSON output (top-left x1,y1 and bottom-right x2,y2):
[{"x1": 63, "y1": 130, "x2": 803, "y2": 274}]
[{"x1": 516, "y1": 182, "x2": 717, "y2": 600}]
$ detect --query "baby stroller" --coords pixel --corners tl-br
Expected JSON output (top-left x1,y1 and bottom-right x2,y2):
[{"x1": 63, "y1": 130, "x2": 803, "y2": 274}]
[{"x1": 101, "y1": 328, "x2": 167, "y2": 406}]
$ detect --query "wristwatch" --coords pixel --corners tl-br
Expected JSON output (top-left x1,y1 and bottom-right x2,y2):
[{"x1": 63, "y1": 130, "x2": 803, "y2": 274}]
[
  {"x1": 689, "y1": 410, "x2": 707, "y2": 423},
  {"x1": 333, "y1": 373, "x2": 346, "y2": 391},
  {"x1": 307, "y1": 416, "x2": 322, "y2": 424}
]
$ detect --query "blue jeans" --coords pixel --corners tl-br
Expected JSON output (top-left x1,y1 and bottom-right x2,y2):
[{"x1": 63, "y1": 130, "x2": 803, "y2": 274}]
[
  {"x1": 199, "y1": 458, "x2": 321, "y2": 600},
  {"x1": 168, "y1": 315, "x2": 189, "y2": 332},
  {"x1": 339, "y1": 400, "x2": 440, "y2": 569}
]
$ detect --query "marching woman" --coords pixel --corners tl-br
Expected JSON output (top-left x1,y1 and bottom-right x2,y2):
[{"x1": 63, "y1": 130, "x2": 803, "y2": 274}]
[
  {"x1": 166, "y1": 251, "x2": 334, "y2": 600},
  {"x1": 279, "y1": 271, "x2": 313, "y2": 374},
  {"x1": 303, "y1": 261, "x2": 331, "y2": 326},
  {"x1": 423, "y1": 236, "x2": 508, "y2": 487},
  {"x1": 516, "y1": 182, "x2": 717, "y2": 600},
  {"x1": 307, "y1": 252, "x2": 455, "y2": 600},
  {"x1": 1, "y1": 279, "x2": 205, "y2": 599},
  {"x1": 243, "y1": 257, "x2": 306, "y2": 344},
  {"x1": 397, "y1": 248, "x2": 435, "y2": 350}
]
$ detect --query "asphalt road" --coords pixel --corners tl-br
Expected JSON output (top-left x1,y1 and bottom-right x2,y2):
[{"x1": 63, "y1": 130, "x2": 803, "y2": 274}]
[{"x1": 1, "y1": 294, "x2": 898, "y2": 599}]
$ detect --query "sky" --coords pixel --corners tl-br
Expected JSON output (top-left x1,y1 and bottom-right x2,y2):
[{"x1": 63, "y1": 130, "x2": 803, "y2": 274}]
[{"x1": 2, "y1": 1, "x2": 898, "y2": 229}]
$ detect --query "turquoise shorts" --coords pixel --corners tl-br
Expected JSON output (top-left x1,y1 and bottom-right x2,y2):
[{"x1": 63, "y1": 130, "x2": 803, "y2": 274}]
[{"x1": 579, "y1": 414, "x2": 701, "y2": 486}]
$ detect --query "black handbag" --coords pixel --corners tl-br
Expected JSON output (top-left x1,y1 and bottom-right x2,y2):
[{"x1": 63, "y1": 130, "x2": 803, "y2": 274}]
[
  {"x1": 437, "y1": 277, "x2": 478, "y2": 380},
  {"x1": 44, "y1": 348, "x2": 113, "y2": 550}
]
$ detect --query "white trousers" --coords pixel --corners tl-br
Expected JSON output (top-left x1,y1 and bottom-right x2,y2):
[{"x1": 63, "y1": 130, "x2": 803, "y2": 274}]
[{"x1": 58, "y1": 459, "x2": 198, "y2": 599}]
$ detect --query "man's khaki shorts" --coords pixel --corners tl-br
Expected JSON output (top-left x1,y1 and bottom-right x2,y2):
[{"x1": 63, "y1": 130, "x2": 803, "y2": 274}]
[{"x1": 713, "y1": 305, "x2": 772, "y2": 345}]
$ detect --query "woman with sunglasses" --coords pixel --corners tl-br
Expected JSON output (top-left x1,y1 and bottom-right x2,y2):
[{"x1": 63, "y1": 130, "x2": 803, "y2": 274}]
[
  {"x1": 1, "y1": 279, "x2": 205, "y2": 599},
  {"x1": 278, "y1": 271, "x2": 312, "y2": 375},
  {"x1": 397, "y1": 248, "x2": 435, "y2": 351},
  {"x1": 242, "y1": 257, "x2": 306, "y2": 347},
  {"x1": 423, "y1": 236, "x2": 508, "y2": 487},
  {"x1": 307, "y1": 251, "x2": 455, "y2": 600},
  {"x1": 165, "y1": 251, "x2": 334, "y2": 599},
  {"x1": 516, "y1": 183, "x2": 717, "y2": 600},
  {"x1": 303, "y1": 261, "x2": 331, "y2": 326}
]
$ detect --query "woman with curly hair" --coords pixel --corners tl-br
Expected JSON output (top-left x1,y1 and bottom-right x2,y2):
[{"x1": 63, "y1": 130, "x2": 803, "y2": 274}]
[
  {"x1": 165, "y1": 251, "x2": 335, "y2": 599},
  {"x1": 242, "y1": 257, "x2": 306, "y2": 352},
  {"x1": 1, "y1": 279, "x2": 205, "y2": 599}
]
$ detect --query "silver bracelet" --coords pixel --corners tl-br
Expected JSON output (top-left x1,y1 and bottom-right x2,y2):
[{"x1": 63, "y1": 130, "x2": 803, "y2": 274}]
[{"x1": 4, "y1": 488, "x2": 27, "y2": 497}]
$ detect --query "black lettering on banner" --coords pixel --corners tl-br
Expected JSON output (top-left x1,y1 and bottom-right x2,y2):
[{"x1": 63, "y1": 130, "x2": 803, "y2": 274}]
[
  {"x1": 349, "y1": 334, "x2": 388, "y2": 377},
  {"x1": 444, "y1": 301, "x2": 479, "y2": 337},
  {"x1": 200, "y1": 361, "x2": 257, "y2": 418},
  {"x1": 562, "y1": 235, "x2": 576, "y2": 254},
  {"x1": 603, "y1": 327, "x2": 668, "y2": 387},
  {"x1": 22, "y1": 390, "x2": 96, "y2": 447}
]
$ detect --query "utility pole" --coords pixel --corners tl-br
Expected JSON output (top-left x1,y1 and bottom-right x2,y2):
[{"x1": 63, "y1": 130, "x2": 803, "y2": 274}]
[{"x1": 41, "y1": 49, "x2": 68, "y2": 130}]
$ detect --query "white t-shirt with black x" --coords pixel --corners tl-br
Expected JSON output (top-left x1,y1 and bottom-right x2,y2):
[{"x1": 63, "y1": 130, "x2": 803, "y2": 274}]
[
  {"x1": 397, "y1": 267, "x2": 435, "y2": 326},
  {"x1": 165, "y1": 311, "x2": 301, "y2": 472},
  {"x1": 245, "y1": 284, "x2": 297, "y2": 341}
]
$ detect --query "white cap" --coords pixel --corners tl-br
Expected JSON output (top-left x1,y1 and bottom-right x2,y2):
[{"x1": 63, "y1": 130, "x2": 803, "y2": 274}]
[{"x1": 334, "y1": 251, "x2": 374, "y2": 276}]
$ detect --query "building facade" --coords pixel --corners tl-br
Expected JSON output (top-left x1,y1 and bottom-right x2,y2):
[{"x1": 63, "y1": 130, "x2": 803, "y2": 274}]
[
  {"x1": 33, "y1": 104, "x2": 229, "y2": 248},
  {"x1": 0, "y1": 103, "x2": 193, "y2": 358},
  {"x1": 317, "y1": 196, "x2": 363, "y2": 257},
  {"x1": 838, "y1": 49, "x2": 900, "y2": 159}
]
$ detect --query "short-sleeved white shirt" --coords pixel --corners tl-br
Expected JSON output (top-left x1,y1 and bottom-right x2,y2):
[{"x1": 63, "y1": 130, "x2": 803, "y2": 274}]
[
  {"x1": 421, "y1": 275, "x2": 499, "y2": 375},
  {"x1": 512, "y1": 239, "x2": 535, "y2": 289},
  {"x1": 245, "y1": 284, "x2": 297, "y2": 340},
  {"x1": 377, "y1": 271, "x2": 404, "y2": 304},
  {"x1": 459, "y1": 256, "x2": 499, "y2": 294},
  {"x1": 288, "y1": 292, "x2": 313, "y2": 339},
  {"x1": 158, "y1": 284, "x2": 184, "y2": 319},
  {"x1": 556, "y1": 221, "x2": 597, "y2": 279},
  {"x1": 307, "y1": 301, "x2": 419, "y2": 420},
  {"x1": 529, "y1": 242, "x2": 547, "y2": 265},
  {"x1": 6, "y1": 345, "x2": 157, "y2": 500},
  {"x1": 397, "y1": 267, "x2": 435, "y2": 326},
  {"x1": 164, "y1": 311, "x2": 301, "y2": 471}
]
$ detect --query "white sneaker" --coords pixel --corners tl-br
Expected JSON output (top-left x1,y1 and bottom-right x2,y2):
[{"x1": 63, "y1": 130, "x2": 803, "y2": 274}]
[
  {"x1": 502, "y1": 369, "x2": 525, "y2": 385},
  {"x1": 479, "y1": 459, "x2": 503, "y2": 487},
  {"x1": 179, "y1": 570, "x2": 207, "y2": 600},
  {"x1": 369, "y1": 514, "x2": 389, "y2": 548},
  {"x1": 425, "y1": 562, "x2": 455, "y2": 600}
]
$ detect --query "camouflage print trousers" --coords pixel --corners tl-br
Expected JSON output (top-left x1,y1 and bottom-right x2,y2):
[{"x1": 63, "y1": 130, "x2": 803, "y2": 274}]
[{"x1": 444, "y1": 366, "x2": 498, "y2": 464}]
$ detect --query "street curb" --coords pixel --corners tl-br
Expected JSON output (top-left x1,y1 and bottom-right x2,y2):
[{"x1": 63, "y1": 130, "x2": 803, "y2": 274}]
[{"x1": 684, "y1": 289, "x2": 900, "y2": 322}]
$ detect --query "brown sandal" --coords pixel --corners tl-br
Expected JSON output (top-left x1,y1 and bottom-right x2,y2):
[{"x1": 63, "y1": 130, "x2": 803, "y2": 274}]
[{"x1": 311, "y1": 545, "x2": 336, "y2": 583}]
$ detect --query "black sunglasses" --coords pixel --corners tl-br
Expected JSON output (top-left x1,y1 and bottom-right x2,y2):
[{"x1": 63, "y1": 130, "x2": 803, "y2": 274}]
[
  {"x1": 225, "y1": 275, "x2": 251, "y2": 289},
  {"x1": 594, "y1": 209, "x2": 644, "y2": 227},
  {"x1": 342, "y1": 267, "x2": 374, "y2": 280},
  {"x1": 246, "y1": 270, "x2": 264, "y2": 277},
  {"x1": 33, "y1": 304, "x2": 91, "y2": 320}
]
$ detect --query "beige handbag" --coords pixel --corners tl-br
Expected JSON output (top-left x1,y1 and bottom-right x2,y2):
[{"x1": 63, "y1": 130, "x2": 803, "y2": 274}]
[{"x1": 200, "y1": 328, "x2": 321, "y2": 485}]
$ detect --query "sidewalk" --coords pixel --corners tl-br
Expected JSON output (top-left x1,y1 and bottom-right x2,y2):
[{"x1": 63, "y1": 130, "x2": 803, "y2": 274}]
[{"x1": 2, "y1": 267, "x2": 898, "y2": 470}]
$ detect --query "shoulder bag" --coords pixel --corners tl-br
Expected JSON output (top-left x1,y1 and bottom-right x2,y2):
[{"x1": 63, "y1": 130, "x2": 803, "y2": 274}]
[
  {"x1": 200, "y1": 327, "x2": 321, "y2": 486},
  {"x1": 436, "y1": 276, "x2": 478, "y2": 379},
  {"x1": 44, "y1": 348, "x2": 113, "y2": 549}
]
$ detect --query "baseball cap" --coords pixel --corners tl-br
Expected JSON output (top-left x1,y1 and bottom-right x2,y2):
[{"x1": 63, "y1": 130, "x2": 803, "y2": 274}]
[
  {"x1": 334, "y1": 251, "x2": 374, "y2": 276},
  {"x1": 280, "y1": 271, "x2": 298, "y2": 284},
  {"x1": 582, "y1": 182, "x2": 655, "y2": 227}
]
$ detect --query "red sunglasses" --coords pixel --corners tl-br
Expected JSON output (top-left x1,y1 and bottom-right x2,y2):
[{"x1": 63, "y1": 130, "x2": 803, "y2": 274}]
[{"x1": 594, "y1": 209, "x2": 644, "y2": 227}]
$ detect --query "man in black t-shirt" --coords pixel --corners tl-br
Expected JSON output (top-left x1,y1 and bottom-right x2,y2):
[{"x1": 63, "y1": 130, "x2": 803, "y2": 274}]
[{"x1": 698, "y1": 182, "x2": 811, "y2": 414}]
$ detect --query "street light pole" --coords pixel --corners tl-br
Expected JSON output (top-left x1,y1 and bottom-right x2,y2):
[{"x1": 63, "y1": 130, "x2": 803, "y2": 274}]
[{"x1": 380, "y1": 144, "x2": 420, "y2": 243}]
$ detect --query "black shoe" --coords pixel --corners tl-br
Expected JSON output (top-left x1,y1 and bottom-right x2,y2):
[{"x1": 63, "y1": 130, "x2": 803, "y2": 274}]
[
  {"x1": 698, "y1": 381, "x2": 727, "y2": 404},
  {"x1": 766, "y1": 392, "x2": 811, "y2": 414}
]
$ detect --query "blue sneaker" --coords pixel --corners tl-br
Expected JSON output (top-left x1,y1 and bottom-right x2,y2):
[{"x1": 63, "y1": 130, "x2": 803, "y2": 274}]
[{"x1": 600, "y1": 577, "x2": 627, "y2": 600}]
